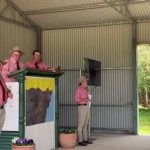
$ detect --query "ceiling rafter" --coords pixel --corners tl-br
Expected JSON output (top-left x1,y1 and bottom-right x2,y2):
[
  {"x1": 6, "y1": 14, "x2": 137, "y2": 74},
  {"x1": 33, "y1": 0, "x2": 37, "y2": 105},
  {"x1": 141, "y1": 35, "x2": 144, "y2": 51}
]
[
  {"x1": 24, "y1": 0, "x2": 150, "y2": 16},
  {"x1": 4, "y1": 0, "x2": 150, "y2": 29},
  {"x1": 104, "y1": 0, "x2": 136, "y2": 21},
  {"x1": 5, "y1": 0, "x2": 41, "y2": 30},
  {"x1": 0, "y1": 1, "x2": 35, "y2": 30},
  {"x1": 0, "y1": 2, "x2": 10, "y2": 16},
  {"x1": 0, "y1": 15, "x2": 36, "y2": 30},
  {"x1": 24, "y1": 2, "x2": 114, "y2": 15}
]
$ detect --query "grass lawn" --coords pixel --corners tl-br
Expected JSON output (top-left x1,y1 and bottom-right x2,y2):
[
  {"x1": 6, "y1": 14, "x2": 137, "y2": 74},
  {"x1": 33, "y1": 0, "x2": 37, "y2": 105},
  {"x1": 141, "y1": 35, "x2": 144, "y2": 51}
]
[{"x1": 139, "y1": 107, "x2": 150, "y2": 135}]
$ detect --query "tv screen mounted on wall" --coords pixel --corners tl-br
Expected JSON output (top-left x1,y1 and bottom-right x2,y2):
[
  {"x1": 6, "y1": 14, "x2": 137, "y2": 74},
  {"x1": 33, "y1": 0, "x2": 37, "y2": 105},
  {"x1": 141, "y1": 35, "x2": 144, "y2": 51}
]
[{"x1": 83, "y1": 58, "x2": 101, "y2": 86}]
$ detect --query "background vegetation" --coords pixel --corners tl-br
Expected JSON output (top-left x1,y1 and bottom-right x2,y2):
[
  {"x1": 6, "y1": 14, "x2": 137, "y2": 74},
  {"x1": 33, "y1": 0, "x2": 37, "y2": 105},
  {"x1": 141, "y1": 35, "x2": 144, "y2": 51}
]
[
  {"x1": 138, "y1": 44, "x2": 150, "y2": 135},
  {"x1": 139, "y1": 107, "x2": 150, "y2": 135},
  {"x1": 138, "y1": 44, "x2": 150, "y2": 106}
]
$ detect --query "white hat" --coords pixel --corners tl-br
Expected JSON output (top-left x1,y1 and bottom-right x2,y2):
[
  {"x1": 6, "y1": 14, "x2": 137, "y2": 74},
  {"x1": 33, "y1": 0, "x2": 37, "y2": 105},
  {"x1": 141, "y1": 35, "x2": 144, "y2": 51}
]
[
  {"x1": 78, "y1": 76, "x2": 88, "y2": 84},
  {"x1": 10, "y1": 46, "x2": 24, "y2": 56}
]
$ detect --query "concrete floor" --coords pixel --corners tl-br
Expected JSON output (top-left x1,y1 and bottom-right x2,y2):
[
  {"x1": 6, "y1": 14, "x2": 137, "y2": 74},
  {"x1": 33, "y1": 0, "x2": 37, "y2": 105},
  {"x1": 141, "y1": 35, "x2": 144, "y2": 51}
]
[{"x1": 54, "y1": 134, "x2": 150, "y2": 150}]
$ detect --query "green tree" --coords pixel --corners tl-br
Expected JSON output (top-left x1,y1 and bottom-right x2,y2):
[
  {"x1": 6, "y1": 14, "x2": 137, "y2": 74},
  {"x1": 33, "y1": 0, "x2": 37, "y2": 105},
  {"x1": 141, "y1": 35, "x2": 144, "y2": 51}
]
[{"x1": 138, "y1": 44, "x2": 150, "y2": 105}]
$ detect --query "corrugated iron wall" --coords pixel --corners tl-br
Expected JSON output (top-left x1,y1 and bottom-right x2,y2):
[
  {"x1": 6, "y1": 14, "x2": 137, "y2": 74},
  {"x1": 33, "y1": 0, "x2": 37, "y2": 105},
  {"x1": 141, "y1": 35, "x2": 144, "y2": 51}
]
[
  {"x1": 43, "y1": 24, "x2": 132, "y2": 68},
  {"x1": 0, "y1": 20, "x2": 37, "y2": 62},
  {"x1": 0, "y1": 0, "x2": 37, "y2": 63},
  {"x1": 58, "y1": 69, "x2": 133, "y2": 134},
  {"x1": 43, "y1": 24, "x2": 135, "y2": 134},
  {"x1": 0, "y1": 1, "x2": 37, "y2": 149},
  {"x1": 0, "y1": 21, "x2": 37, "y2": 150},
  {"x1": 137, "y1": 22, "x2": 150, "y2": 43}
]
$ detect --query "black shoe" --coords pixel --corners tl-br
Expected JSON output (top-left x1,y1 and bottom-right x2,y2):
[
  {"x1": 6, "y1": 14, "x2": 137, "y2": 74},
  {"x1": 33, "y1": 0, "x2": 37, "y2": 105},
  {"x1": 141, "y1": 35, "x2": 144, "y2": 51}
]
[
  {"x1": 78, "y1": 142, "x2": 87, "y2": 146},
  {"x1": 83, "y1": 140, "x2": 93, "y2": 144}
]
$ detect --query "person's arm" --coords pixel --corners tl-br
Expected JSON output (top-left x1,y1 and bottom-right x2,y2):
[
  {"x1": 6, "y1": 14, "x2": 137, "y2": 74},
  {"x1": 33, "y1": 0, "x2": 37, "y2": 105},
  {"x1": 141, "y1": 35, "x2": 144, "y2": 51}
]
[
  {"x1": 75, "y1": 88, "x2": 89, "y2": 104},
  {"x1": 19, "y1": 61, "x2": 24, "y2": 69},
  {"x1": 25, "y1": 61, "x2": 35, "y2": 69},
  {"x1": 7, "y1": 89, "x2": 13, "y2": 99},
  {"x1": 47, "y1": 67, "x2": 58, "y2": 72},
  {"x1": 75, "y1": 89, "x2": 82, "y2": 103},
  {"x1": 1, "y1": 63, "x2": 10, "y2": 80},
  {"x1": 0, "y1": 74, "x2": 13, "y2": 101},
  {"x1": 38, "y1": 62, "x2": 48, "y2": 70}
]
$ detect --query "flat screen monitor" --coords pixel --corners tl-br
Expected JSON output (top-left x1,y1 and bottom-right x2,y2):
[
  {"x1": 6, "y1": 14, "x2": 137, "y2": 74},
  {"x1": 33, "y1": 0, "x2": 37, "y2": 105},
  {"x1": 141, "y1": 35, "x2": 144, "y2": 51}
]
[{"x1": 84, "y1": 58, "x2": 101, "y2": 86}]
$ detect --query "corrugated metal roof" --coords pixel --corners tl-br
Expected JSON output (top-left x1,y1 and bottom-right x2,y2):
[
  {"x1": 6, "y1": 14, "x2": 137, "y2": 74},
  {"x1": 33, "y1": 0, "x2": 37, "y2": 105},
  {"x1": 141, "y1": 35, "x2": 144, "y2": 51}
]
[
  {"x1": 129, "y1": 2, "x2": 150, "y2": 20},
  {"x1": 12, "y1": 0, "x2": 105, "y2": 11},
  {"x1": 6, "y1": 0, "x2": 150, "y2": 29},
  {"x1": 28, "y1": 7, "x2": 128, "y2": 29}
]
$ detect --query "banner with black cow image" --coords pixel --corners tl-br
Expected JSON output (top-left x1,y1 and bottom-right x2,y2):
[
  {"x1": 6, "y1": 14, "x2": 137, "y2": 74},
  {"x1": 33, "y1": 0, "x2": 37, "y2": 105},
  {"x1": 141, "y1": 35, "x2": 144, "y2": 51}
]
[{"x1": 25, "y1": 77, "x2": 55, "y2": 126}]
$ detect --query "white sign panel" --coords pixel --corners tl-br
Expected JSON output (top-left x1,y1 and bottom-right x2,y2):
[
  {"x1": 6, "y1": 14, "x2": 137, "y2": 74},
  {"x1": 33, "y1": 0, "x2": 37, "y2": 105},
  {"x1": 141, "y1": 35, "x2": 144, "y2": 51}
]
[{"x1": 2, "y1": 82, "x2": 19, "y2": 131}]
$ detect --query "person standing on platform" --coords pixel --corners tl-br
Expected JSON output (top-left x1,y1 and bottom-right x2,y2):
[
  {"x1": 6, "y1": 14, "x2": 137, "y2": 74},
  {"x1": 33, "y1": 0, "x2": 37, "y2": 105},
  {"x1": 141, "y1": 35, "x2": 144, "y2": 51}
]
[
  {"x1": 0, "y1": 60, "x2": 13, "y2": 134},
  {"x1": 25, "y1": 49, "x2": 58, "y2": 72},
  {"x1": 75, "y1": 76, "x2": 93, "y2": 146},
  {"x1": 2, "y1": 46, "x2": 24, "y2": 82}
]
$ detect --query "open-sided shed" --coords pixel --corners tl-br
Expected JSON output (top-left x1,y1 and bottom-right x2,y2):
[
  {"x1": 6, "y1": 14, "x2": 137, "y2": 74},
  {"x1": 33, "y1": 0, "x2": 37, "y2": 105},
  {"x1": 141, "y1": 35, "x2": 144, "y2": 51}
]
[{"x1": 0, "y1": 0, "x2": 150, "y2": 149}]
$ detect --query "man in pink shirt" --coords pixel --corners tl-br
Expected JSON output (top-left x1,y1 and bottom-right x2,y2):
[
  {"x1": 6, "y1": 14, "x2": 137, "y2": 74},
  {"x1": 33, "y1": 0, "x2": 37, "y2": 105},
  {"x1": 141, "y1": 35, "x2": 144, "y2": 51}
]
[
  {"x1": 2, "y1": 46, "x2": 24, "y2": 82},
  {"x1": 75, "y1": 76, "x2": 93, "y2": 146},
  {"x1": 25, "y1": 49, "x2": 58, "y2": 72},
  {"x1": 0, "y1": 60, "x2": 13, "y2": 134},
  {"x1": 25, "y1": 50, "x2": 48, "y2": 70}
]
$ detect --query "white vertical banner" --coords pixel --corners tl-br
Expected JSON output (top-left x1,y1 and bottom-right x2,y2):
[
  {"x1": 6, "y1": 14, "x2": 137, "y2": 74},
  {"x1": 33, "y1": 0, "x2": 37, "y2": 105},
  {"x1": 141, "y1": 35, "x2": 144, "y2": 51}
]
[
  {"x1": 25, "y1": 76, "x2": 55, "y2": 150},
  {"x1": 2, "y1": 82, "x2": 19, "y2": 131}
]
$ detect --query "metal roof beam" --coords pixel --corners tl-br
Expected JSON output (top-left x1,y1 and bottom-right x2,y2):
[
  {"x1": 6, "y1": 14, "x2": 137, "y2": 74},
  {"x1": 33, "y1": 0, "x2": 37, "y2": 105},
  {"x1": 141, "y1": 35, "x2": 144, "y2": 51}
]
[
  {"x1": 104, "y1": 0, "x2": 135, "y2": 21},
  {"x1": 5, "y1": 0, "x2": 41, "y2": 30},
  {"x1": 130, "y1": 0, "x2": 150, "y2": 4},
  {"x1": 24, "y1": 0, "x2": 150, "y2": 15},
  {"x1": 0, "y1": 15, "x2": 36, "y2": 31},
  {"x1": 24, "y1": 2, "x2": 111, "y2": 15},
  {"x1": 0, "y1": 2, "x2": 10, "y2": 16},
  {"x1": 124, "y1": 0, "x2": 136, "y2": 22},
  {"x1": 42, "y1": 20, "x2": 131, "y2": 30},
  {"x1": 0, "y1": 1, "x2": 37, "y2": 31}
]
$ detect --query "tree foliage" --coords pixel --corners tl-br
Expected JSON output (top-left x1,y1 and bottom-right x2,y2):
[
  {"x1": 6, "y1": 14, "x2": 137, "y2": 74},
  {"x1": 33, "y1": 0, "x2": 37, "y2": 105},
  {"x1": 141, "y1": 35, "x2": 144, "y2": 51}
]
[{"x1": 138, "y1": 44, "x2": 150, "y2": 104}]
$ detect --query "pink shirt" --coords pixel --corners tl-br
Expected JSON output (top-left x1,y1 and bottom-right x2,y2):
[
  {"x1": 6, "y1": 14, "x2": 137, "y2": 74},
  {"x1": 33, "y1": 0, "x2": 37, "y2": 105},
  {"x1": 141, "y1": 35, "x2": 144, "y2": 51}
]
[
  {"x1": 75, "y1": 86, "x2": 89, "y2": 104},
  {"x1": 25, "y1": 60, "x2": 48, "y2": 70},
  {"x1": 2, "y1": 57, "x2": 24, "y2": 82},
  {"x1": 0, "y1": 74, "x2": 8, "y2": 106}
]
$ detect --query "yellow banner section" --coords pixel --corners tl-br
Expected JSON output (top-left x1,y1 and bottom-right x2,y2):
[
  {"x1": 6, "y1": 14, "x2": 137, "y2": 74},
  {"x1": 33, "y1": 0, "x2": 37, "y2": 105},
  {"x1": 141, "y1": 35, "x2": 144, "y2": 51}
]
[{"x1": 25, "y1": 77, "x2": 55, "y2": 92}]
